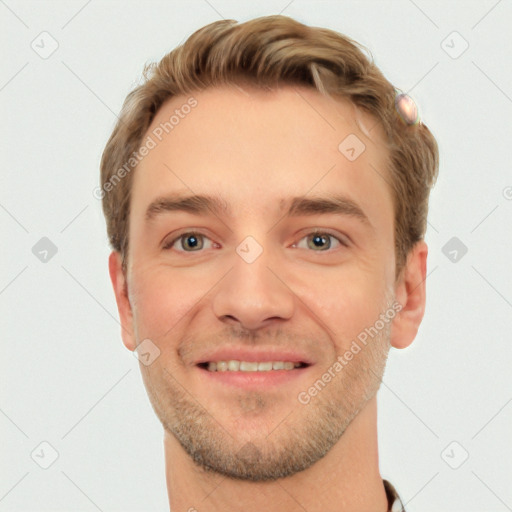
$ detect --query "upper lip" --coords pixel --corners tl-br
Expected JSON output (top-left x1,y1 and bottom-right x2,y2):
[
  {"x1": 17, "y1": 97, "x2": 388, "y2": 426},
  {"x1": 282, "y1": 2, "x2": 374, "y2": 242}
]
[{"x1": 194, "y1": 348, "x2": 314, "y2": 366}]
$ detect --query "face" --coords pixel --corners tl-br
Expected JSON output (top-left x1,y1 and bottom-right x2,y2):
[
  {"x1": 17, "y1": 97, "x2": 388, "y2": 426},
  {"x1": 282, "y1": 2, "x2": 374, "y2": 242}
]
[{"x1": 115, "y1": 85, "x2": 402, "y2": 481}]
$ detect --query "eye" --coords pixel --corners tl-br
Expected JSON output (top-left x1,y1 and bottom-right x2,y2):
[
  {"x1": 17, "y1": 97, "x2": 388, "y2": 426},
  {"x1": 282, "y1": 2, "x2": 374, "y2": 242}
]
[
  {"x1": 292, "y1": 231, "x2": 347, "y2": 252},
  {"x1": 162, "y1": 230, "x2": 347, "y2": 253},
  {"x1": 162, "y1": 231, "x2": 216, "y2": 252}
]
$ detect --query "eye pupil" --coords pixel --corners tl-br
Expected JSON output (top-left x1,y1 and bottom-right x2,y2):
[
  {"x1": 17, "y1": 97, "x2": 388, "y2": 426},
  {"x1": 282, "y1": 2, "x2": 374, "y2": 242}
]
[
  {"x1": 183, "y1": 234, "x2": 202, "y2": 250},
  {"x1": 309, "y1": 234, "x2": 330, "y2": 250}
]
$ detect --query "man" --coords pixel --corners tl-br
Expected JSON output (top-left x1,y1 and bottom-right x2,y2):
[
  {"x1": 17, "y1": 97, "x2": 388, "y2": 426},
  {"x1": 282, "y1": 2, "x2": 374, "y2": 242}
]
[{"x1": 100, "y1": 15, "x2": 438, "y2": 512}]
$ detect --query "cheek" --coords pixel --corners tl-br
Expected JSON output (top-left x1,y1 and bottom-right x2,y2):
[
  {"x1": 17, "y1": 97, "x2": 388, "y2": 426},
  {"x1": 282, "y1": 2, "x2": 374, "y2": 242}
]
[
  {"x1": 129, "y1": 267, "x2": 203, "y2": 341},
  {"x1": 308, "y1": 268, "x2": 387, "y2": 344}
]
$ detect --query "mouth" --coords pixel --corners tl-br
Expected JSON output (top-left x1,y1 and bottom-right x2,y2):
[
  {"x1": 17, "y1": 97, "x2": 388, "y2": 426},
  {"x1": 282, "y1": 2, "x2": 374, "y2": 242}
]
[
  {"x1": 197, "y1": 360, "x2": 310, "y2": 372},
  {"x1": 195, "y1": 358, "x2": 313, "y2": 390}
]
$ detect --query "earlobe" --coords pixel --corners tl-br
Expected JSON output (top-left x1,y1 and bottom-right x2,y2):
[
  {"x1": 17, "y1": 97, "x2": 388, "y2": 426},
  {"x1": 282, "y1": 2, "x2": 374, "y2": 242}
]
[
  {"x1": 390, "y1": 240, "x2": 428, "y2": 349},
  {"x1": 108, "y1": 251, "x2": 136, "y2": 352}
]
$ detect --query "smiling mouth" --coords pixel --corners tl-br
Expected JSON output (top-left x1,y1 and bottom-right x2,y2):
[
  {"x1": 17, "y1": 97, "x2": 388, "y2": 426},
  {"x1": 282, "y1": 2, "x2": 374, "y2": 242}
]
[{"x1": 197, "y1": 361, "x2": 310, "y2": 372}]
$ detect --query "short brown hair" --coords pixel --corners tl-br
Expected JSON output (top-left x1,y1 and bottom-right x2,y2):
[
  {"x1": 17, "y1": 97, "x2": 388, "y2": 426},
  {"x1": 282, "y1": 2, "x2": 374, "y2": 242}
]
[{"x1": 100, "y1": 15, "x2": 439, "y2": 278}]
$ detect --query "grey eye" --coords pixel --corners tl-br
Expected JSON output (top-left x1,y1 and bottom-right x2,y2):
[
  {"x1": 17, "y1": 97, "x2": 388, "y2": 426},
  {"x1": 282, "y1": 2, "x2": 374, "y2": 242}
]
[
  {"x1": 294, "y1": 232, "x2": 343, "y2": 251},
  {"x1": 180, "y1": 233, "x2": 203, "y2": 251}
]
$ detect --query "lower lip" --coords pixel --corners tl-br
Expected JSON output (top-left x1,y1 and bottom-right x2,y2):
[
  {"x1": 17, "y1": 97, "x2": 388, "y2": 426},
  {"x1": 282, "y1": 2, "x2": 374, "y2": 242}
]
[{"x1": 197, "y1": 365, "x2": 312, "y2": 389}]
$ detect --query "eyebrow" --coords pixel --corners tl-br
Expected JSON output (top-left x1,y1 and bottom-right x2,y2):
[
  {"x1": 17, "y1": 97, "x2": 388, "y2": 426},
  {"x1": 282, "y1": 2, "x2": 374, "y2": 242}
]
[{"x1": 145, "y1": 193, "x2": 373, "y2": 229}]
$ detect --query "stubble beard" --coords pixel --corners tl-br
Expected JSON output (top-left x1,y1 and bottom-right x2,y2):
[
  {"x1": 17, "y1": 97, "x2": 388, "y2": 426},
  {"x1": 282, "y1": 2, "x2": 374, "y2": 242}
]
[{"x1": 142, "y1": 297, "x2": 393, "y2": 481}]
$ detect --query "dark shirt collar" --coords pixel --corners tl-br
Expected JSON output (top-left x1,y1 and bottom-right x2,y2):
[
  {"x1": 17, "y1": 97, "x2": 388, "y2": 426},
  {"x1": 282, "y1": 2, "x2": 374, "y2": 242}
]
[{"x1": 383, "y1": 479, "x2": 405, "y2": 512}]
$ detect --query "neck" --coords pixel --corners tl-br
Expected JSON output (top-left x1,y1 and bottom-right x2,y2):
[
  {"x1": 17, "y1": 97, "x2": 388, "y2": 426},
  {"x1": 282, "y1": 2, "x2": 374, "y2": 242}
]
[{"x1": 164, "y1": 396, "x2": 388, "y2": 512}]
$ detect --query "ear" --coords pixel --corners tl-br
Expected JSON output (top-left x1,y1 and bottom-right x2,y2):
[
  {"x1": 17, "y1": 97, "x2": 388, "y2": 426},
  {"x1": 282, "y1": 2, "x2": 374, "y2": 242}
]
[
  {"x1": 108, "y1": 251, "x2": 136, "y2": 352},
  {"x1": 391, "y1": 240, "x2": 428, "y2": 349}
]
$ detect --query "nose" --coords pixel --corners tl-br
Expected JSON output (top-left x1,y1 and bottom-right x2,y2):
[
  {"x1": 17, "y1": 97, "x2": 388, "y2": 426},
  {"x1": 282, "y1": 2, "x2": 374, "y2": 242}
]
[{"x1": 211, "y1": 247, "x2": 295, "y2": 331}]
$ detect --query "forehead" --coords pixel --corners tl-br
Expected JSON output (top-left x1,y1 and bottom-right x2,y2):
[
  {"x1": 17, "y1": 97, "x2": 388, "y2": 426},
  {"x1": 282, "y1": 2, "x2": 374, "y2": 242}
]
[{"x1": 131, "y1": 85, "x2": 392, "y2": 229}]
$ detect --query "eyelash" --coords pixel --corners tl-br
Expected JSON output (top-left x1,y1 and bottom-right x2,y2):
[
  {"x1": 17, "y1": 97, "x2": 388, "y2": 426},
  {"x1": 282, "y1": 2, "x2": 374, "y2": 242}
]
[{"x1": 162, "y1": 230, "x2": 348, "y2": 253}]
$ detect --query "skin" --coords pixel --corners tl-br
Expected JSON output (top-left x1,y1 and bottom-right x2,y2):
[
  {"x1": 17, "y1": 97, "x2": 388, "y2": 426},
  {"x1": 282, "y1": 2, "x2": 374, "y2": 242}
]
[{"x1": 109, "y1": 84, "x2": 427, "y2": 512}]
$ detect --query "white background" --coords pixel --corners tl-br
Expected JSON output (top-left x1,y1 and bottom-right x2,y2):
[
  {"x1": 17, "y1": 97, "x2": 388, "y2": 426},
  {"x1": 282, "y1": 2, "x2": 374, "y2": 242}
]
[{"x1": 1, "y1": 0, "x2": 512, "y2": 510}]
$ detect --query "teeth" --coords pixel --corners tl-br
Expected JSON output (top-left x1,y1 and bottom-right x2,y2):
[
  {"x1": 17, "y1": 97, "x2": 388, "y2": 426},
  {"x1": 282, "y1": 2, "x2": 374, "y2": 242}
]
[
  {"x1": 227, "y1": 360, "x2": 240, "y2": 371},
  {"x1": 204, "y1": 360, "x2": 305, "y2": 372},
  {"x1": 217, "y1": 361, "x2": 228, "y2": 372},
  {"x1": 240, "y1": 361, "x2": 258, "y2": 371}
]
